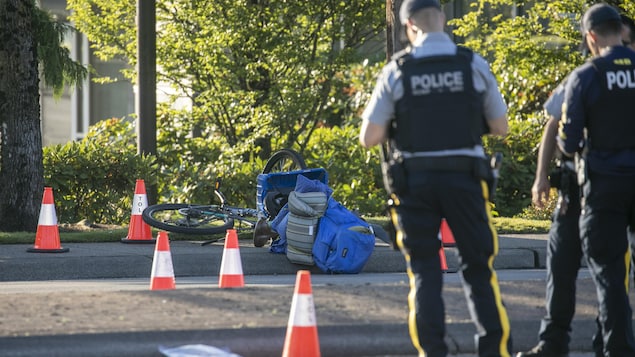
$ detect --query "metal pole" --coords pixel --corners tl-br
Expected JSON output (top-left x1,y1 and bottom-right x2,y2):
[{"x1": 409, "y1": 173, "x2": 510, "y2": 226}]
[{"x1": 136, "y1": 0, "x2": 157, "y2": 203}]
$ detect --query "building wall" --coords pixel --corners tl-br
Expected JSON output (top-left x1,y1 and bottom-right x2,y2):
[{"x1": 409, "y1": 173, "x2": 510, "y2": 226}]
[
  {"x1": 40, "y1": 0, "x2": 74, "y2": 146},
  {"x1": 88, "y1": 58, "x2": 136, "y2": 132},
  {"x1": 40, "y1": 88, "x2": 72, "y2": 146},
  {"x1": 40, "y1": 0, "x2": 135, "y2": 146}
]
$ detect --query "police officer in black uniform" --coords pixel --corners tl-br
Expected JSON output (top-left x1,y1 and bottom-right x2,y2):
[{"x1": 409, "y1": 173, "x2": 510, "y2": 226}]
[
  {"x1": 518, "y1": 77, "x2": 584, "y2": 357},
  {"x1": 557, "y1": 4, "x2": 635, "y2": 356},
  {"x1": 359, "y1": 0, "x2": 512, "y2": 356}
]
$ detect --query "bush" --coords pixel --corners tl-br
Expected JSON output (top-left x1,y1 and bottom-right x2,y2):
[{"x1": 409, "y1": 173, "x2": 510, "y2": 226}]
[
  {"x1": 446, "y1": 1, "x2": 590, "y2": 217},
  {"x1": 484, "y1": 113, "x2": 544, "y2": 217},
  {"x1": 303, "y1": 124, "x2": 386, "y2": 215},
  {"x1": 43, "y1": 119, "x2": 155, "y2": 224},
  {"x1": 42, "y1": 45, "x2": 550, "y2": 224},
  {"x1": 154, "y1": 107, "x2": 262, "y2": 207},
  {"x1": 516, "y1": 188, "x2": 557, "y2": 221},
  {"x1": 42, "y1": 116, "x2": 547, "y2": 223}
]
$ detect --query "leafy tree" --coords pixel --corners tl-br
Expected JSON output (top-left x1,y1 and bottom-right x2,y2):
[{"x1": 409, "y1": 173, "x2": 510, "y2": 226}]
[
  {"x1": 450, "y1": 0, "x2": 634, "y2": 216},
  {"x1": 0, "y1": 0, "x2": 86, "y2": 231},
  {"x1": 61, "y1": 0, "x2": 635, "y2": 221},
  {"x1": 68, "y1": 0, "x2": 385, "y2": 161},
  {"x1": 452, "y1": 0, "x2": 588, "y2": 119},
  {"x1": 66, "y1": 0, "x2": 386, "y2": 213}
]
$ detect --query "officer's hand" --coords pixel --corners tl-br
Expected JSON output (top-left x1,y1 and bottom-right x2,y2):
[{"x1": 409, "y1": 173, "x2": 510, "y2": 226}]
[{"x1": 531, "y1": 175, "x2": 550, "y2": 209}]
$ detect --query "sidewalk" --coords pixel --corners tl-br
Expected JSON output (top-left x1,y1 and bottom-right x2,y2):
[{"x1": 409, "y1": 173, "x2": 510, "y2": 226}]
[{"x1": 0, "y1": 234, "x2": 553, "y2": 281}]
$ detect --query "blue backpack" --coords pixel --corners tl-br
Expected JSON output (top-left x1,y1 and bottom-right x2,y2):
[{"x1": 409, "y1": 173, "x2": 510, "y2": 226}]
[
  {"x1": 269, "y1": 175, "x2": 375, "y2": 273},
  {"x1": 312, "y1": 198, "x2": 375, "y2": 274}
]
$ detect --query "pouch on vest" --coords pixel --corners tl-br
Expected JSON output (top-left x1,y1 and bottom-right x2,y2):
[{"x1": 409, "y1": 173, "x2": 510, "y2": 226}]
[
  {"x1": 575, "y1": 152, "x2": 587, "y2": 187},
  {"x1": 380, "y1": 141, "x2": 407, "y2": 195}
]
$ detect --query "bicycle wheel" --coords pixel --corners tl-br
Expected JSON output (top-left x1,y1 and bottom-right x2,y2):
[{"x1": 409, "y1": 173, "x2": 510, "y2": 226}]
[
  {"x1": 142, "y1": 204, "x2": 234, "y2": 235},
  {"x1": 262, "y1": 149, "x2": 307, "y2": 174}
]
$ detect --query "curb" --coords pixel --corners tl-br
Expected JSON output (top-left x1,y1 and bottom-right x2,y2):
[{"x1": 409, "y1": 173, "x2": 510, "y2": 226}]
[{"x1": 0, "y1": 235, "x2": 553, "y2": 282}]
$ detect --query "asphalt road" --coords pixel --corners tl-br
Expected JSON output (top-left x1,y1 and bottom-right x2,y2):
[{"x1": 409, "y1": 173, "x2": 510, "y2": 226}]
[
  {"x1": 0, "y1": 236, "x2": 627, "y2": 356},
  {"x1": 0, "y1": 270, "x2": 610, "y2": 357}
]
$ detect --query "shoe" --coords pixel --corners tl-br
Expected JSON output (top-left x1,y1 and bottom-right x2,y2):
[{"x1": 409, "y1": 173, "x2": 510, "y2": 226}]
[
  {"x1": 516, "y1": 342, "x2": 568, "y2": 357},
  {"x1": 253, "y1": 218, "x2": 278, "y2": 247}
]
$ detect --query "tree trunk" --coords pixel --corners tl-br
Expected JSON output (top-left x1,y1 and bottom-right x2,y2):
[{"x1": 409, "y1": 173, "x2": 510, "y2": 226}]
[
  {"x1": 387, "y1": 0, "x2": 405, "y2": 59},
  {"x1": 0, "y1": 0, "x2": 45, "y2": 232}
]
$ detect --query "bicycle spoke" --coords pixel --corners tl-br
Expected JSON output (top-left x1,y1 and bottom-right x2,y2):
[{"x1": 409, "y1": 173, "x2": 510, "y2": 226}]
[{"x1": 142, "y1": 204, "x2": 235, "y2": 235}]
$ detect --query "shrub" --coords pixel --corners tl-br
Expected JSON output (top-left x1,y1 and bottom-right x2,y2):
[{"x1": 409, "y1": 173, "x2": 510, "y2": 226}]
[
  {"x1": 484, "y1": 114, "x2": 544, "y2": 217},
  {"x1": 516, "y1": 188, "x2": 557, "y2": 221},
  {"x1": 42, "y1": 115, "x2": 546, "y2": 223},
  {"x1": 43, "y1": 119, "x2": 155, "y2": 224},
  {"x1": 303, "y1": 124, "x2": 386, "y2": 215},
  {"x1": 42, "y1": 49, "x2": 548, "y2": 224},
  {"x1": 153, "y1": 107, "x2": 262, "y2": 207}
]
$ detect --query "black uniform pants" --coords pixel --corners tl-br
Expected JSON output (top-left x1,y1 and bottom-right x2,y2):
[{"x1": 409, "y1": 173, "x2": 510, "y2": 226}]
[
  {"x1": 580, "y1": 172, "x2": 635, "y2": 357},
  {"x1": 390, "y1": 172, "x2": 512, "y2": 357},
  {"x1": 538, "y1": 186, "x2": 584, "y2": 352}
]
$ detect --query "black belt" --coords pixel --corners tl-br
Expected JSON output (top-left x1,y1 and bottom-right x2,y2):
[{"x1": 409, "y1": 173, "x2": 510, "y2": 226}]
[{"x1": 403, "y1": 156, "x2": 480, "y2": 173}]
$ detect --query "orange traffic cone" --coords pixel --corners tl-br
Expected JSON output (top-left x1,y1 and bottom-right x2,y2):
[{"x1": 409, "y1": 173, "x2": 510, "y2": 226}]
[
  {"x1": 440, "y1": 218, "x2": 456, "y2": 247},
  {"x1": 150, "y1": 231, "x2": 176, "y2": 290},
  {"x1": 439, "y1": 246, "x2": 448, "y2": 272},
  {"x1": 218, "y1": 229, "x2": 244, "y2": 288},
  {"x1": 282, "y1": 270, "x2": 320, "y2": 357},
  {"x1": 27, "y1": 187, "x2": 69, "y2": 253},
  {"x1": 121, "y1": 179, "x2": 155, "y2": 244}
]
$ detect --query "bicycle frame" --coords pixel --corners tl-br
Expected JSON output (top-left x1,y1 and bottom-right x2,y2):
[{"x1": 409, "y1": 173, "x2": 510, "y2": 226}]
[
  {"x1": 212, "y1": 178, "x2": 260, "y2": 225},
  {"x1": 142, "y1": 149, "x2": 309, "y2": 245},
  {"x1": 141, "y1": 178, "x2": 263, "y2": 245}
]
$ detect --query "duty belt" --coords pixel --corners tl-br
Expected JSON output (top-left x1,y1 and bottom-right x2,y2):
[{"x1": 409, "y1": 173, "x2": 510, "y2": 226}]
[{"x1": 403, "y1": 156, "x2": 480, "y2": 173}]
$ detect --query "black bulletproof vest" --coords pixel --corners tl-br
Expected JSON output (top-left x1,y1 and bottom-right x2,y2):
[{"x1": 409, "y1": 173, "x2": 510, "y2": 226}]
[
  {"x1": 392, "y1": 47, "x2": 483, "y2": 152},
  {"x1": 587, "y1": 55, "x2": 635, "y2": 150}
]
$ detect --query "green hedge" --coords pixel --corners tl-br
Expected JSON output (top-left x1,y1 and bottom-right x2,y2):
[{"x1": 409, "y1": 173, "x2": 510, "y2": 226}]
[
  {"x1": 44, "y1": 119, "x2": 155, "y2": 225},
  {"x1": 43, "y1": 116, "x2": 545, "y2": 224}
]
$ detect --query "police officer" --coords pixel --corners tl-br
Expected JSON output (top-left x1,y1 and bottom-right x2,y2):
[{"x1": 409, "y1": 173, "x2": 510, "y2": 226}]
[
  {"x1": 621, "y1": 13, "x2": 635, "y2": 311},
  {"x1": 517, "y1": 78, "x2": 584, "y2": 357},
  {"x1": 359, "y1": 0, "x2": 511, "y2": 356},
  {"x1": 557, "y1": 3, "x2": 635, "y2": 356},
  {"x1": 622, "y1": 14, "x2": 635, "y2": 51},
  {"x1": 520, "y1": 12, "x2": 635, "y2": 357}
]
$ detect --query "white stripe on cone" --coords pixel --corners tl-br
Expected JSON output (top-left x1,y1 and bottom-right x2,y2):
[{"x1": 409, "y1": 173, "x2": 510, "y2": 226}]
[
  {"x1": 288, "y1": 293, "x2": 317, "y2": 327},
  {"x1": 131, "y1": 193, "x2": 149, "y2": 215},
  {"x1": 151, "y1": 251, "x2": 174, "y2": 278},
  {"x1": 38, "y1": 204, "x2": 57, "y2": 226},
  {"x1": 219, "y1": 249, "x2": 243, "y2": 275}
]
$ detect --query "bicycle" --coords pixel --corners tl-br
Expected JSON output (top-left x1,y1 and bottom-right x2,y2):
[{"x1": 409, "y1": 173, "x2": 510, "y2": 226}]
[{"x1": 141, "y1": 149, "x2": 310, "y2": 245}]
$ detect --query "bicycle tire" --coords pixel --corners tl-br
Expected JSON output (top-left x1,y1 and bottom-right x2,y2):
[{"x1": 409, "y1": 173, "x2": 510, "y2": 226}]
[
  {"x1": 262, "y1": 149, "x2": 307, "y2": 174},
  {"x1": 142, "y1": 203, "x2": 235, "y2": 235}
]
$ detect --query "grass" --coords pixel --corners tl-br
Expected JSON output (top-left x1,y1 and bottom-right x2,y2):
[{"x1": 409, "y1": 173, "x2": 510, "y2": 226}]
[
  {"x1": 0, "y1": 216, "x2": 550, "y2": 245},
  {"x1": 492, "y1": 217, "x2": 551, "y2": 234}
]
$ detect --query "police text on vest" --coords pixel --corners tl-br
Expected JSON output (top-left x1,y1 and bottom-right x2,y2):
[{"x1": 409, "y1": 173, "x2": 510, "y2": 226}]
[
  {"x1": 411, "y1": 71, "x2": 464, "y2": 95},
  {"x1": 606, "y1": 70, "x2": 635, "y2": 90}
]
